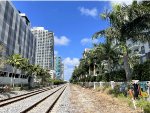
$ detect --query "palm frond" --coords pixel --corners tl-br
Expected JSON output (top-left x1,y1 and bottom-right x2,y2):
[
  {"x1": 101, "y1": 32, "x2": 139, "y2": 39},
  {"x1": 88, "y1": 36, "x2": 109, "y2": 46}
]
[{"x1": 92, "y1": 30, "x2": 105, "y2": 39}]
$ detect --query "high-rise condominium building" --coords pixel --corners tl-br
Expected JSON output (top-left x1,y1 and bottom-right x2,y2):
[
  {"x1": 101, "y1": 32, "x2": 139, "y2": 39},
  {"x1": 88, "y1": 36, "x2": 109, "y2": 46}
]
[
  {"x1": 61, "y1": 63, "x2": 64, "y2": 80},
  {"x1": 31, "y1": 27, "x2": 54, "y2": 71},
  {"x1": 54, "y1": 56, "x2": 64, "y2": 80},
  {"x1": 0, "y1": 1, "x2": 36, "y2": 72}
]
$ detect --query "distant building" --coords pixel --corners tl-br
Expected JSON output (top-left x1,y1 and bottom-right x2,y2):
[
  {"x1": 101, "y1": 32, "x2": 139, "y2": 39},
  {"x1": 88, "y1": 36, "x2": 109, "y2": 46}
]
[
  {"x1": 112, "y1": 39, "x2": 150, "y2": 63},
  {"x1": 31, "y1": 27, "x2": 54, "y2": 71},
  {"x1": 0, "y1": 1, "x2": 36, "y2": 85},
  {"x1": 61, "y1": 63, "x2": 64, "y2": 80},
  {"x1": 82, "y1": 48, "x2": 91, "y2": 58},
  {"x1": 126, "y1": 40, "x2": 150, "y2": 63},
  {"x1": 75, "y1": 65, "x2": 79, "y2": 68},
  {"x1": 54, "y1": 56, "x2": 64, "y2": 80},
  {"x1": 49, "y1": 70, "x2": 56, "y2": 79}
]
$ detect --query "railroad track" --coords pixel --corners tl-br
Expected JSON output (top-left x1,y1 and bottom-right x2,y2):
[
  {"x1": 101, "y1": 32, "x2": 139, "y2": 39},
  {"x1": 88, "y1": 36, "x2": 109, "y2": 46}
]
[
  {"x1": 0, "y1": 84, "x2": 66, "y2": 113},
  {"x1": 20, "y1": 85, "x2": 66, "y2": 113},
  {"x1": 0, "y1": 85, "x2": 59, "y2": 107}
]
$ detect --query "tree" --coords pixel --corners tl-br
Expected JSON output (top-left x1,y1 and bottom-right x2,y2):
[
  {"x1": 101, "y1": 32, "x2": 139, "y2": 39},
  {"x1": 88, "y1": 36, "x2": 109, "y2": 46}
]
[
  {"x1": 18, "y1": 58, "x2": 29, "y2": 87},
  {"x1": 7, "y1": 54, "x2": 23, "y2": 87},
  {"x1": 96, "y1": 40, "x2": 119, "y2": 73},
  {"x1": 93, "y1": 1, "x2": 150, "y2": 81},
  {"x1": 38, "y1": 68, "x2": 49, "y2": 85}
]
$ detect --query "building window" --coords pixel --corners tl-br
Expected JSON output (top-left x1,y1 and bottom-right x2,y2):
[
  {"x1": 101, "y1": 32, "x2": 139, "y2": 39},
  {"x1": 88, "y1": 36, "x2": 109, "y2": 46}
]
[
  {"x1": 128, "y1": 44, "x2": 131, "y2": 47},
  {"x1": 134, "y1": 49, "x2": 139, "y2": 53},
  {"x1": 141, "y1": 46, "x2": 145, "y2": 54}
]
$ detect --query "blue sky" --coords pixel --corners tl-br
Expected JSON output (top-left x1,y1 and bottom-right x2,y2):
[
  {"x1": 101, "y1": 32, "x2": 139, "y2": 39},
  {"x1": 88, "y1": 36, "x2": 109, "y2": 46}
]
[{"x1": 12, "y1": 1, "x2": 112, "y2": 81}]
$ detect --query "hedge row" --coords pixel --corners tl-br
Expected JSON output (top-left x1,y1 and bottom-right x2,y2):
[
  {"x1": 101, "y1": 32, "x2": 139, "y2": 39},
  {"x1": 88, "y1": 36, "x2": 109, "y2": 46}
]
[
  {"x1": 76, "y1": 60, "x2": 150, "y2": 82},
  {"x1": 78, "y1": 69, "x2": 126, "y2": 82},
  {"x1": 132, "y1": 60, "x2": 150, "y2": 81}
]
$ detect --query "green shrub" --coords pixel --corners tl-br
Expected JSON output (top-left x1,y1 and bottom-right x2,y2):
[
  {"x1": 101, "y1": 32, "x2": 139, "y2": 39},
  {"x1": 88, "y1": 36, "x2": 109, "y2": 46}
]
[
  {"x1": 20, "y1": 86, "x2": 29, "y2": 90},
  {"x1": 90, "y1": 76, "x2": 96, "y2": 82},
  {"x1": 102, "y1": 73, "x2": 110, "y2": 82},
  {"x1": 136, "y1": 99, "x2": 150, "y2": 113},
  {"x1": 108, "y1": 85, "x2": 122, "y2": 97},
  {"x1": 144, "y1": 103, "x2": 150, "y2": 113},
  {"x1": 132, "y1": 60, "x2": 150, "y2": 81},
  {"x1": 85, "y1": 76, "x2": 91, "y2": 82},
  {"x1": 49, "y1": 79, "x2": 66, "y2": 85},
  {"x1": 101, "y1": 69, "x2": 126, "y2": 82},
  {"x1": 96, "y1": 75, "x2": 102, "y2": 82},
  {"x1": 12, "y1": 87, "x2": 21, "y2": 91}
]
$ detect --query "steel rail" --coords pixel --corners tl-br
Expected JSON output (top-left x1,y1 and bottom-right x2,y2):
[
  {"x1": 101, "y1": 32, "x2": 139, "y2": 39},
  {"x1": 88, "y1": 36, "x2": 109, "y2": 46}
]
[
  {"x1": 0, "y1": 87, "x2": 51, "y2": 103},
  {"x1": 0, "y1": 86, "x2": 61, "y2": 107},
  {"x1": 20, "y1": 85, "x2": 66, "y2": 113},
  {"x1": 46, "y1": 86, "x2": 66, "y2": 113}
]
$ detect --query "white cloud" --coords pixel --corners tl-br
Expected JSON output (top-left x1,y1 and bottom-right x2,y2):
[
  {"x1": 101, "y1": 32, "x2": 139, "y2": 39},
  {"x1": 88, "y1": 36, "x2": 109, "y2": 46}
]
[
  {"x1": 111, "y1": 0, "x2": 132, "y2": 5},
  {"x1": 63, "y1": 57, "x2": 79, "y2": 67},
  {"x1": 54, "y1": 50, "x2": 58, "y2": 55},
  {"x1": 78, "y1": 7, "x2": 98, "y2": 18},
  {"x1": 81, "y1": 38, "x2": 98, "y2": 46},
  {"x1": 110, "y1": 0, "x2": 142, "y2": 5},
  {"x1": 54, "y1": 36, "x2": 70, "y2": 46},
  {"x1": 64, "y1": 66, "x2": 74, "y2": 81},
  {"x1": 63, "y1": 57, "x2": 80, "y2": 81}
]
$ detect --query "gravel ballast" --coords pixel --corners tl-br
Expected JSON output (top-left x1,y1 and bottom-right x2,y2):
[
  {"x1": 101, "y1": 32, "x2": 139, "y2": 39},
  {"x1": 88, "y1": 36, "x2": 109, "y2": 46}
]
[
  {"x1": 51, "y1": 83, "x2": 71, "y2": 113},
  {"x1": 0, "y1": 85, "x2": 64, "y2": 113},
  {"x1": 51, "y1": 84, "x2": 142, "y2": 113}
]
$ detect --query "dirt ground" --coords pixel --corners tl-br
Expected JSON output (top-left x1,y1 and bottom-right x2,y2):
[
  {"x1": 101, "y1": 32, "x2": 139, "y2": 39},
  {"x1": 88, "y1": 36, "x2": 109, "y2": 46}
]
[{"x1": 69, "y1": 85, "x2": 143, "y2": 113}]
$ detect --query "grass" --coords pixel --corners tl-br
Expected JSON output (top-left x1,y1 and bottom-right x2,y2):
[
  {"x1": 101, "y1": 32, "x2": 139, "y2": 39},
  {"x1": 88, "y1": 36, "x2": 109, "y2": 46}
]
[
  {"x1": 136, "y1": 98, "x2": 150, "y2": 113},
  {"x1": 94, "y1": 85, "x2": 150, "y2": 112}
]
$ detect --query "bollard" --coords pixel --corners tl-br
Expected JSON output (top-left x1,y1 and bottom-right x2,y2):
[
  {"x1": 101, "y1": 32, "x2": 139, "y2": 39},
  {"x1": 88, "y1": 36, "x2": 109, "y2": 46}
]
[
  {"x1": 147, "y1": 81, "x2": 150, "y2": 95},
  {"x1": 110, "y1": 81, "x2": 115, "y2": 89},
  {"x1": 94, "y1": 82, "x2": 96, "y2": 89}
]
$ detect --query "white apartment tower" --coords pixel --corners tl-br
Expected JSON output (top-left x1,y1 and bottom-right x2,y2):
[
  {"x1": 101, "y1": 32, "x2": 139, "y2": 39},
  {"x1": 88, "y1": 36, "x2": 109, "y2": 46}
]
[{"x1": 31, "y1": 27, "x2": 54, "y2": 70}]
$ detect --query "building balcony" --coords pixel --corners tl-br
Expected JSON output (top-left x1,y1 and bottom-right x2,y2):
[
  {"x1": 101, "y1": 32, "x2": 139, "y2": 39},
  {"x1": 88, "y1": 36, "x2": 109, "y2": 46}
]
[
  {"x1": 128, "y1": 42, "x2": 140, "y2": 50},
  {"x1": 131, "y1": 51, "x2": 145, "y2": 57},
  {"x1": 134, "y1": 52, "x2": 143, "y2": 57}
]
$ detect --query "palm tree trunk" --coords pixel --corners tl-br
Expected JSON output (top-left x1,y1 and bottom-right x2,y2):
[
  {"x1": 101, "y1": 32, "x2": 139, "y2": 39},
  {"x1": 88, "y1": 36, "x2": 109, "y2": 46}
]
[
  {"x1": 123, "y1": 54, "x2": 131, "y2": 81},
  {"x1": 108, "y1": 59, "x2": 111, "y2": 73},
  {"x1": 94, "y1": 64, "x2": 96, "y2": 76},
  {"x1": 108, "y1": 58, "x2": 111, "y2": 80},
  {"x1": 89, "y1": 66, "x2": 90, "y2": 75}
]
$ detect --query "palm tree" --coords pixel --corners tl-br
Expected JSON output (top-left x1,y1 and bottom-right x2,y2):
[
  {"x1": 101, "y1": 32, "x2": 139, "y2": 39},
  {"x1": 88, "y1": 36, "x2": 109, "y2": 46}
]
[
  {"x1": 99, "y1": 41, "x2": 119, "y2": 72},
  {"x1": 26, "y1": 64, "x2": 40, "y2": 88},
  {"x1": 83, "y1": 50, "x2": 93, "y2": 75},
  {"x1": 19, "y1": 58, "x2": 29, "y2": 87},
  {"x1": 7, "y1": 54, "x2": 23, "y2": 87},
  {"x1": 86, "y1": 49, "x2": 98, "y2": 76},
  {"x1": 93, "y1": 1, "x2": 150, "y2": 81},
  {"x1": 79, "y1": 58, "x2": 88, "y2": 80},
  {"x1": 38, "y1": 68, "x2": 47, "y2": 85},
  {"x1": 20, "y1": 58, "x2": 29, "y2": 70}
]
